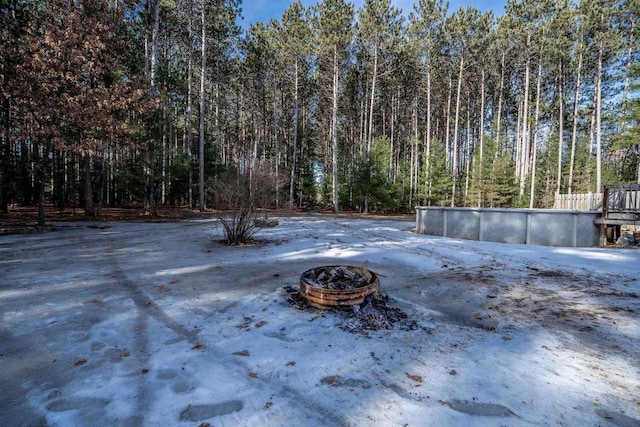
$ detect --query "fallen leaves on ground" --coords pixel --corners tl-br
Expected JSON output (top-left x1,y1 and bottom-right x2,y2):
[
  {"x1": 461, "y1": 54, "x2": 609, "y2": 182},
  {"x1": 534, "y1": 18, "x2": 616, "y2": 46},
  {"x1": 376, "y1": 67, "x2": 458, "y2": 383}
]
[
  {"x1": 73, "y1": 359, "x2": 87, "y2": 367},
  {"x1": 321, "y1": 375, "x2": 339, "y2": 385},
  {"x1": 237, "y1": 316, "x2": 254, "y2": 329},
  {"x1": 233, "y1": 350, "x2": 250, "y2": 356},
  {"x1": 248, "y1": 372, "x2": 258, "y2": 378},
  {"x1": 438, "y1": 400, "x2": 454, "y2": 409},
  {"x1": 192, "y1": 342, "x2": 203, "y2": 350},
  {"x1": 405, "y1": 372, "x2": 423, "y2": 382}
]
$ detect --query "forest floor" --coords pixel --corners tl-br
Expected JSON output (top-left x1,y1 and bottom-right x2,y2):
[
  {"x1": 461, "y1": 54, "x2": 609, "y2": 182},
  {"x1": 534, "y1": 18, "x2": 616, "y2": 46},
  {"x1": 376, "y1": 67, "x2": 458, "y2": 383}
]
[
  {"x1": 0, "y1": 205, "x2": 224, "y2": 232},
  {"x1": 0, "y1": 205, "x2": 413, "y2": 234},
  {"x1": 1, "y1": 216, "x2": 639, "y2": 426}
]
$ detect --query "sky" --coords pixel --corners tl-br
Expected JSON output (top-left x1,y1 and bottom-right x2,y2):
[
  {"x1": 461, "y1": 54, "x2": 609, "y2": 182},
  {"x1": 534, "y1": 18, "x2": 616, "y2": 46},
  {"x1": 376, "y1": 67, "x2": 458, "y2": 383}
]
[{"x1": 237, "y1": 0, "x2": 507, "y2": 30}]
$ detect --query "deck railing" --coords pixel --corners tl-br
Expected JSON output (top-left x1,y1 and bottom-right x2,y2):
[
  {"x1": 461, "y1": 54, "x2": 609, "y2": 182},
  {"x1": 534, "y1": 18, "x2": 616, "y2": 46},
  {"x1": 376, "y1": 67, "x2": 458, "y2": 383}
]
[{"x1": 603, "y1": 184, "x2": 640, "y2": 215}]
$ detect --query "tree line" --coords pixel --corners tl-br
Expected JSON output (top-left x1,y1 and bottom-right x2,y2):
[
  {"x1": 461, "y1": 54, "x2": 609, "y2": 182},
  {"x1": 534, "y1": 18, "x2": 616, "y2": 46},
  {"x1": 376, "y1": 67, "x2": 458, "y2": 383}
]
[{"x1": 1, "y1": 0, "x2": 639, "y2": 223}]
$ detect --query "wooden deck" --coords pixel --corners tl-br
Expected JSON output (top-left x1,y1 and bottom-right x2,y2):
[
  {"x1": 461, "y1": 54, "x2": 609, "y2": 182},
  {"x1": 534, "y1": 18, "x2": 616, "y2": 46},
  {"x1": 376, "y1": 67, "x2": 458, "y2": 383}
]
[{"x1": 595, "y1": 184, "x2": 640, "y2": 245}]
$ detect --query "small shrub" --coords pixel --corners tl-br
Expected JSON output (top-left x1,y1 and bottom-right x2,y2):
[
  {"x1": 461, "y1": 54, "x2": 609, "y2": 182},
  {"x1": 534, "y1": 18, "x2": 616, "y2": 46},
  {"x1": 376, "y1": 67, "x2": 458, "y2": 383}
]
[
  {"x1": 219, "y1": 204, "x2": 258, "y2": 245},
  {"x1": 211, "y1": 179, "x2": 257, "y2": 245},
  {"x1": 210, "y1": 168, "x2": 280, "y2": 245}
]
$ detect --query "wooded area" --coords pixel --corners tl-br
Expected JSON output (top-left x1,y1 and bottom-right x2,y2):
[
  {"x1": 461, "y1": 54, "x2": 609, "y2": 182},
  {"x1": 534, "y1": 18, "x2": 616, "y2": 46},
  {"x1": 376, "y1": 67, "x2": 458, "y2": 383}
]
[{"x1": 1, "y1": 0, "x2": 639, "y2": 224}]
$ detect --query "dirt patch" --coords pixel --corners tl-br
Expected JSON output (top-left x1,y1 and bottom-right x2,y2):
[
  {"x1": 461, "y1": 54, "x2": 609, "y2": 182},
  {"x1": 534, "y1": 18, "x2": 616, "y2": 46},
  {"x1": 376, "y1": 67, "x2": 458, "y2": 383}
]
[
  {"x1": 0, "y1": 205, "x2": 214, "y2": 235},
  {"x1": 489, "y1": 282, "x2": 639, "y2": 325},
  {"x1": 417, "y1": 265, "x2": 502, "y2": 287},
  {"x1": 477, "y1": 267, "x2": 640, "y2": 363},
  {"x1": 0, "y1": 224, "x2": 58, "y2": 235}
]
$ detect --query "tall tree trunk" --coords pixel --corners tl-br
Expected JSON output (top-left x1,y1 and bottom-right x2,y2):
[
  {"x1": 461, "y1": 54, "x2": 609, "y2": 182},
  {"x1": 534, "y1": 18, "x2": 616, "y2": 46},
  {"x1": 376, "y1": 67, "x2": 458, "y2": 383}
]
[
  {"x1": 620, "y1": 20, "x2": 634, "y2": 132},
  {"x1": 515, "y1": 96, "x2": 523, "y2": 177},
  {"x1": 250, "y1": 98, "x2": 259, "y2": 200},
  {"x1": 389, "y1": 92, "x2": 394, "y2": 182},
  {"x1": 363, "y1": 45, "x2": 378, "y2": 213},
  {"x1": 360, "y1": 79, "x2": 368, "y2": 156},
  {"x1": 289, "y1": 59, "x2": 299, "y2": 209},
  {"x1": 556, "y1": 61, "x2": 564, "y2": 196},
  {"x1": 1, "y1": 96, "x2": 9, "y2": 213},
  {"x1": 595, "y1": 40, "x2": 603, "y2": 193},
  {"x1": 620, "y1": 22, "x2": 637, "y2": 182},
  {"x1": 98, "y1": 150, "x2": 106, "y2": 217},
  {"x1": 37, "y1": 175, "x2": 45, "y2": 226},
  {"x1": 464, "y1": 96, "x2": 471, "y2": 203},
  {"x1": 161, "y1": 101, "x2": 167, "y2": 205},
  {"x1": 495, "y1": 50, "x2": 505, "y2": 148},
  {"x1": 478, "y1": 68, "x2": 485, "y2": 207},
  {"x1": 83, "y1": 153, "x2": 94, "y2": 217},
  {"x1": 198, "y1": 0, "x2": 206, "y2": 211},
  {"x1": 187, "y1": 1, "x2": 194, "y2": 207},
  {"x1": 273, "y1": 77, "x2": 279, "y2": 209},
  {"x1": 332, "y1": 45, "x2": 339, "y2": 213},
  {"x1": 150, "y1": 0, "x2": 160, "y2": 89},
  {"x1": 568, "y1": 48, "x2": 582, "y2": 195},
  {"x1": 409, "y1": 97, "x2": 416, "y2": 208},
  {"x1": 588, "y1": 89, "x2": 596, "y2": 156},
  {"x1": 451, "y1": 54, "x2": 463, "y2": 207},
  {"x1": 367, "y1": 45, "x2": 377, "y2": 156},
  {"x1": 445, "y1": 74, "x2": 452, "y2": 167},
  {"x1": 425, "y1": 61, "x2": 432, "y2": 203},
  {"x1": 21, "y1": 137, "x2": 32, "y2": 205},
  {"x1": 34, "y1": 143, "x2": 46, "y2": 226},
  {"x1": 529, "y1": 55, "x2": 543, "y2": 209},
  {"x1": 413, "y1": 95, "x2": 419, "y2": 206},
  {"x1": 519, "y1": 34, "x2": 531, "y2": 198},
  {"x1": 53, "y1": 149, "x2": 64, "y2": 214}
]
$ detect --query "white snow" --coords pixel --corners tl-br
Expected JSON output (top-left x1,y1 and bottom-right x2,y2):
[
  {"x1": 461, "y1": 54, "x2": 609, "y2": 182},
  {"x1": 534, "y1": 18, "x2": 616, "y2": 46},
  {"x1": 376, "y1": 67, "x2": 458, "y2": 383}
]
[{"x1": 1, "y1": 215, "x2": 639, "y2": 426}]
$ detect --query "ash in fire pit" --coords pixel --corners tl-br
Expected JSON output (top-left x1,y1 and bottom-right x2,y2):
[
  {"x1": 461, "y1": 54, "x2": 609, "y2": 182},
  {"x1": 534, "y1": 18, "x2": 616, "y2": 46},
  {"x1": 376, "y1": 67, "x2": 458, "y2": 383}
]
[
  {"x1": 286, "y1": 265, "x2": 419, "y2": 335},
  {"x1": 284, "y1": 287, "x2": 418, "y2": 335},
  {"x1": 307, "y1": 266, "x2": 369, "y2": 290}
]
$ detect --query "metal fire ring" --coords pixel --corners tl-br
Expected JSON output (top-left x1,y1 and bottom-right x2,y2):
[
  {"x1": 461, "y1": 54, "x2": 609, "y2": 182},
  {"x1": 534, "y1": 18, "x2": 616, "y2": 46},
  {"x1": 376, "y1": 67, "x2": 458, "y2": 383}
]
[{"x1": 299, "y1": 265, "x2": 379, "y2": 309}]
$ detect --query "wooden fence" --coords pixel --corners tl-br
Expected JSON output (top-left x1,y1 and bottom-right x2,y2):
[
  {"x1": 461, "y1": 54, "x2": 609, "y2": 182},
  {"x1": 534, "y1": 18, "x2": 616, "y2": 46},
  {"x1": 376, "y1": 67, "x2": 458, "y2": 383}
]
[{"x1": 553, "y1": 192, "x2": 602, "y2": 210}]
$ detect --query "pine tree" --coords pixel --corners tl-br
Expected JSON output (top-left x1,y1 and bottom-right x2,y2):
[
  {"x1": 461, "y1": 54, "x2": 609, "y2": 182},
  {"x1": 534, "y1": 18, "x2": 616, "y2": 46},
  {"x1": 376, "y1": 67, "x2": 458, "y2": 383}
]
[
  {"x1": 315, "y1": 0, "x2": 354, "y2": 213},
  {"x1": 356, "y1": 0, "x2": 402, "y2": 212},
  {"x1": 278, "y1": 1, "x2": 312, "y2": 209},
  {"x1": 409, "y1": 0, "x2": 447, "y2": 207}
]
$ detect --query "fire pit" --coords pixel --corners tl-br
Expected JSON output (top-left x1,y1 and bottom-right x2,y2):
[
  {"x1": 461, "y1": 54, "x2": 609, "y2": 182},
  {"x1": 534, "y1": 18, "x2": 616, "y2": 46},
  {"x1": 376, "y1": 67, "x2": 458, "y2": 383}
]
[{"x1": 299, "y1": 265, "x2": 379, "y2": 309}]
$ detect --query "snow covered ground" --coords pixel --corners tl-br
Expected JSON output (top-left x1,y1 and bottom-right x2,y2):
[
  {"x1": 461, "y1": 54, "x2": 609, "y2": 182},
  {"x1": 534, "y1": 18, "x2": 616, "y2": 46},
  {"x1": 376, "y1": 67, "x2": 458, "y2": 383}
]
[{"x1": 1, "y1": 215, "x2": 639, "y2": 426}]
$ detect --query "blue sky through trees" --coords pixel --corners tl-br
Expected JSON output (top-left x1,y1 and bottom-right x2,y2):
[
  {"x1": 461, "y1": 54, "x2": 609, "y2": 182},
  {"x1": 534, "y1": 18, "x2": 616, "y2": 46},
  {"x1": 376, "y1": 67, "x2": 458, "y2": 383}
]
[{"x1": 238, "y1": 0, "x2": 506, "y2": 30}]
